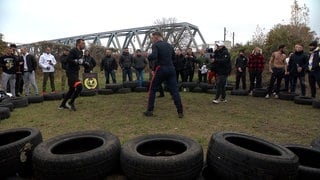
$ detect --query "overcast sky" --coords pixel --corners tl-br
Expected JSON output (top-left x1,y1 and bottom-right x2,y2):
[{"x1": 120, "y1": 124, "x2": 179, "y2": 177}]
[{"x1": 0, "y1": 0, "x2": 319, "y2": 45}]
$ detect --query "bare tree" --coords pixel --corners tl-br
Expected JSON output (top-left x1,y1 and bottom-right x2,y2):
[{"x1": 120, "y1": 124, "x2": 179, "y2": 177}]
[
  {"x1": 290, "y1": 0, "x2": 309, "y2": 27},
  {"x1": 153, "y1": 17, "x2": 191, "y2": 50},
  {"x1": 251, "y1": 25, "x2": 267, "y2": 47}
]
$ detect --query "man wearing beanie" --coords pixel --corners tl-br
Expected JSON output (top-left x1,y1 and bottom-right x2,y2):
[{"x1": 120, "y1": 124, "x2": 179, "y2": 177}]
[{"x1": 307, "y1": 40, "x2": 320, "y2": 98}]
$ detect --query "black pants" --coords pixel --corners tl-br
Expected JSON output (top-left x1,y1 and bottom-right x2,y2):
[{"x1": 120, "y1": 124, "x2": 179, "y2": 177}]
[
  {"x1": 290, "y1": 74, "x2": 306, "y2": 96},
  {"x1": 43, "y1": 72, "x2": 55, "y2": 92},
  {"x1": 61, "y1": 72, "x2": 83, "y2": 106},
  {"x1": 175, "y1": 69, "x2": 184, "y2": 83},
  {"x1": 235, "y1": 71, "x2": 246, "y2": 90},
  {"x1": 198, "y1": 70, "x2": 207, "y2": 83},
  {"x1": 249, "y1": 71, "x2": 262, "y2": 91},
  {"x1": 308, "y1": 70, "x2": 320, "y2": 98},
  {"x1": 184, "y1": 68, "x2": 194, "y2": 82},
  {"x1": 267, "y1": 68, "x2": 284, "y2": 95},
  {"x1": 215, "y1": 75, "x2": 227, "y2": 100}
]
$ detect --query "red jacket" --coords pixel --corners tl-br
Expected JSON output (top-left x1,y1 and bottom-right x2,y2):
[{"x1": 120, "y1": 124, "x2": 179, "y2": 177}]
[{"x1": 248, "y1": 53, "x2": 265, "y2": 72}]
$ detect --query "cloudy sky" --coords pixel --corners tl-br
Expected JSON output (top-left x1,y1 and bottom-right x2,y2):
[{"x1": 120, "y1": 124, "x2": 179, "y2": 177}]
[{"x1": 0, "y1": 0, "x2": 319, "y2": 45}]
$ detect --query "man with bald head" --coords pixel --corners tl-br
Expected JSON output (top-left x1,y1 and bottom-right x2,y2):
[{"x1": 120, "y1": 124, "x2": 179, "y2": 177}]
[{"x1": 20, "y1": 47, "x2": 39, "y2": 96}]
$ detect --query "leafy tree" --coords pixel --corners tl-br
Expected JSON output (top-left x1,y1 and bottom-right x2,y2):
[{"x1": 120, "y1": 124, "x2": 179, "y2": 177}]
[
  {"x1": 264, "y1": 0, "x2": 315, "y2": 58},
  {"x1": 0, "y1": 33, "x2": 8, "y2": 56}
]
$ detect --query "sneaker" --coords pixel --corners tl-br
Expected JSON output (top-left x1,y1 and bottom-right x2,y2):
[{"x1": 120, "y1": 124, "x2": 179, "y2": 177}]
[
  {"x1": 58, "y1": 105, "x2": 68, "y2": 110},
  {"x1": 274, "y1": 94, "x2": 279, "y2": 99},
  {"x1": 265, "y1": 94, "x2": 270, "y2": 99},
  {"x1": 220, "y1": 99, "x2": 227, "y2": 103},
  {"x1": 178, "y1": 113, "x2": 184, "y2": 118},
  {"x1": 66, "y1": 102, "x2": 76, "y2": 111},
  {"x1": 51, "y1": 91, "x2": 57, "y2": 94},
  {"x1": 143, "y1": 111, "x2": 153, "y2": 117},
  {"x1": 183, "y1": 88, "x2": 187, "y2": 92},
  {"x1": 42, "y1": 91, "x2": 47, "y2": 95},
  {"x1": 212, "y1": 99, "x2": 220, "y2": 104},
  {"x1": 249, "y1": 91, "x2": 253, "y2": 96}
]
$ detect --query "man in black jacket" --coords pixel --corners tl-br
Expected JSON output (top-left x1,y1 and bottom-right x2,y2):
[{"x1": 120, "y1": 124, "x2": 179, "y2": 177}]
[
  {"x1": 287, "y1": 44, "x2": 308, "y2": 96},
  {"x1": 59, "y1": 48, "x2": 69, "y2": 91},
  {"x1": 307, "y1": 40, "x2": 320, "y2": 98},
  {"x1": 59, "y1": 39, "x2": 85, "y2": 111},
  {"x1": 144, "y1": 31, "x2": 183, "y2": 118},
  {"x1": 235, "y1": 50, "x2": 248, "y2": 90},
  {"x1": 0, "y1": 47, "x2": 18, "y2": 97},
  {"x1": 100, "y1": 49, "x2": 118, "y2": 85},
  {"x1": 83, "y1": 50, "x2": 96, "y2": 73},
  {"x1": 20, "y1": 47, "x2": 39, "y2": 96},
  {"x1": 119, "y1": 47, "x2": 134, "y2": 82},
  {"x1": 212, "y1": 41, "x2": 231, "y2": 104}
]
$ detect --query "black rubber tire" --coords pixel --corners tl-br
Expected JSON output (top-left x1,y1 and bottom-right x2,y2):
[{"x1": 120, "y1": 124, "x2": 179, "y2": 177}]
[
  {"x1": 0, "y1": 128, "x2": 43, "y2": 178},
  {"x1": 206, "y1": 89, "x2": 217, "y2": 94},
  {"x1": 10, "y1": 97, "x2": 29, "y2": 108},
  {"x1": 230, "y1": 89, "x2": 249, "y2": 96},
  {"x1": 120, "y1": 134, "x2": 204, "y2": 180},
  {"x1": 279, "y1": 92, "x2": 299, "y2": 101},
  {"x1": 117, "y1": 88, "x2": 131, "y2": 94},
  {"x1": 312, "y1": 99, "x2": 320, "y2": 108},
  {"x1": 32, "y1": 130, "x2": 121, "y2": 180},
  {"x1": 294, "y1": 96, "x2": 314, "y2": 105},
  {"x1": 134, "y1": 87, "x2": 148, "y2": 92},
  {"x1": 43, "y1": 93, "x2": 63, "y2": 101},
  {"x1": 27, "y1": 96, "x2": 44, "y2": 104},
  {"x1": 105, "y1": 84, "x2": 123, "y2": 92},
  {"x1": 190, "y1": 86, "x2": 204, "y2": 93},
  {"x1": 252, "y1": 88, "x2": 268, "y2": 97},
  {"x1": 181, "y1": 82, "x2": 198, "y2": 90},
  {"x1": 283, "y1": 144, "x2": 320, "y2": 179},
  {"x1": 225, "y1": 85, "x2": 234, "y2": 91},
  {"x1": 206, "y1": 131, "x2": 299, "y2": 180},
  {"x1": 97, "y1": 88, "x2": 114, "y2": 95},
  {"x1": 0, "y1": 102, "x2": 14, "y2": 111},
  {"x1": 123, "y1": 81, "x2": 139, "y2": 89},
  {"x1": 311, "y1": 137, "x2": 320, "y2": 150},
  {"x1": 0, "y1": 107, "x2": 10, "y2": 120},
  {"x1": 142, "y1": 81, "x2": 150, "y2": 88},
  {"x1": 199, "y1": 82, "x2": 209, "y2": 91},
  {"x1": 80, "y1": 90, "x2": 97, "y2": 96}
]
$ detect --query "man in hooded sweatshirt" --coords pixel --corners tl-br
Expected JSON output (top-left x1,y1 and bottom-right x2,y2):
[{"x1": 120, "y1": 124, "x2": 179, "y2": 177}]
[{"x1": 39, "y1": 47, "x2": 57, "y2": 94}]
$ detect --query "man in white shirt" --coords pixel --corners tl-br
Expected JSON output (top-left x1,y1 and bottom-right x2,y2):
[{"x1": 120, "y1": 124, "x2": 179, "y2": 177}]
[{"x1": 39, "y1": 47, "x2": 57, "y2": 94}]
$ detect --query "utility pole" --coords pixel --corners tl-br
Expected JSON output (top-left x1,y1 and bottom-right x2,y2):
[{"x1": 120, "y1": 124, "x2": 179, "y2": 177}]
[
  {"x1": 224, "y1": 27, "x2": 226, "y2": 42},
  {"x1": 232, "y1": 32, "x2": 235, "y2": 47}
]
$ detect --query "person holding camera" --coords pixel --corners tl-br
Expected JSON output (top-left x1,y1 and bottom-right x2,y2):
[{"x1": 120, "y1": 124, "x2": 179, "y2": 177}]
[
  {"x1": 59, "y1": 39, "x2": 85, "y2": 111},
  {"x1": 39, "y1": 47, "x2": 57, "y2": 94}
]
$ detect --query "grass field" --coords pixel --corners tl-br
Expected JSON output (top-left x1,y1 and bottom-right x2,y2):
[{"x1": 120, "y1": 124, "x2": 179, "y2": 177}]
[{"x1": 1, "y1": 88, "x2": 319, "y2": 154}]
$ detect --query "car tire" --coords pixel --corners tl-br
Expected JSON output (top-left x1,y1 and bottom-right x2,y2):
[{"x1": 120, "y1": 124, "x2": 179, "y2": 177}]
[
  {"x1": 0, "y1": 128, "x2": 43, "y2": 178},
  {"x1": 294, "y1": 96, "x2": 314, "y2": 105},
  {"x1": 32, "y1": 130, "x2": 121, "y2": 180},
  {"x1": 206, "y1": 131, "x2": 299, "y2": 179},
  {"x1": 120, "y1": 134, "x2": 204, "y2": 180},
  {"x1": 283, "y1": 144, "x2": 320, "y2": 180}
]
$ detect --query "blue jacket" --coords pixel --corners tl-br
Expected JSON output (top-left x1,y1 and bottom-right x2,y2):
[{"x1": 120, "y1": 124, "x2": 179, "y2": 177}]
[{"x1": 148, "y1": 40, "x2": 175, "y2": 70}]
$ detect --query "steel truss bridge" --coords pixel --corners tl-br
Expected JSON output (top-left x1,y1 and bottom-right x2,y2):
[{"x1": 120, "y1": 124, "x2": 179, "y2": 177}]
[{"x1": 19, "y1": 22, "x2": 207, "y2": 54}]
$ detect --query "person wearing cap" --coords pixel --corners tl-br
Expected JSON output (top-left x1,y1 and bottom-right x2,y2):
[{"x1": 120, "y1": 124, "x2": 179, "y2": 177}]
[
  {"x1": 20, "y1": 47, "x2": 39, "y2": 96},
  {"x1": 144, "y1": 31, "x2": 183, "y2": 118},
  {"x1": 212, "y1": 41, "x2": 231, "y2": 104},
  {"x1": 59, "y1": 47, "x2": 70, "y2": 91},
  {"x1": 307, "y1": 40, "x2": 320, "y2": 98}
]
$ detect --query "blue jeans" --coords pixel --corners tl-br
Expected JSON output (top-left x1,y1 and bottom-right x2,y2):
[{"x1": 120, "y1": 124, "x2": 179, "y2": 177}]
[
  {"x1": 147, "y1": 65, "x2": 183, "y2": 113},
  {"x1": 135, "y1": 68, "x2": 144, "y2": 87},
  {"x1": 122, "y1": 68, "x2": 133, "y2": 82}
]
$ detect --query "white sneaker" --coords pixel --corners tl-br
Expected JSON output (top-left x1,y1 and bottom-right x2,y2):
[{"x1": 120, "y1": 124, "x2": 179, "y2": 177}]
[
  {"x1": 220, "y1": 99, "x2": 227, "y2": 103},
  {"x1": 212, "y1": 99, "x2": 220, "y2": 104},
  {"x1": 274, "y1": 94, "x2": 279, "y2": 99},
  {"x1": 265, "y1": 94, "x2": 270, "y2": 99},
  {"x1": 183, "y1": 88, "x2": 187, "y2": 92}
]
